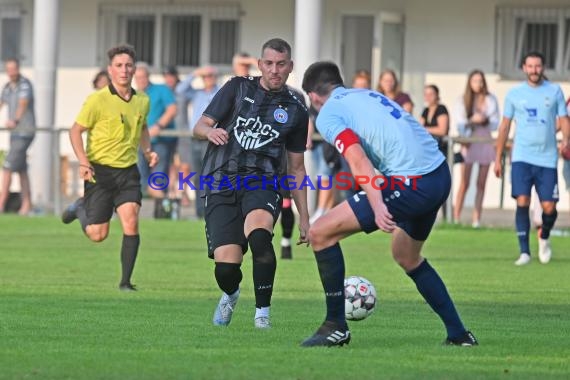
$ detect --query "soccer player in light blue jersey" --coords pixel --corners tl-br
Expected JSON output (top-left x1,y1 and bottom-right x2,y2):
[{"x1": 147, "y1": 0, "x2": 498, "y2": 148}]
[
  {"x1": 299, "y1": 61, "x2": 477, "y2": 347},
  {"x1": 494, "y1": 51, "x2": 570, "y2": 266}
]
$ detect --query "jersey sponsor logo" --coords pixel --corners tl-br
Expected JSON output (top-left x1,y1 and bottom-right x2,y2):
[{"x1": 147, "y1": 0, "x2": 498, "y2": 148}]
[
  {"x1": 525, "y1": 107, "x2": 537, "y2": 117},
  {"x1": 274, "y1": 108, "x2": 288, "y2": 123},
  {"x1": 244, "y1": 96, "x2": 255, "y2": 104},
  {"x1": 233, "y1": 116, "x2": 280, "y2": 150}
]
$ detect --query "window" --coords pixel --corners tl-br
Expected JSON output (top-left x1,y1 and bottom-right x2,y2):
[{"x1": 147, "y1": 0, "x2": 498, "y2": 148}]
[
  {"x1": 1, "y1": 18, "x2": 21, "y2": 61},
  {"x1": 496, "y1": 6, "x2": 570, "y2": 79},
  {"x1": 163, "y1": 15, "x2": 201, "y2": 67},
  {"x1": 99, "y1": 3, "x2": 241, "y2": 69},
  {"x1": 210, "y1": 20, "x2": 238, "y2": 64},
  {"x1": 0, "y1": 5, "x2": 22, "y2": 61},
  {"x1": 124, "y1": 16, "x2": 155, "y2": 64}
]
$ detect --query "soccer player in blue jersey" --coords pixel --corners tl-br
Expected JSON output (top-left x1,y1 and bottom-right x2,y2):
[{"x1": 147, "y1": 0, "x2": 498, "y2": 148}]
[
  {"x1": 494, "y1": 51, "x2": 570, "y2": 266},
  {"x1": 299, "y1": 61, "x2": 477, "y2": 347}
]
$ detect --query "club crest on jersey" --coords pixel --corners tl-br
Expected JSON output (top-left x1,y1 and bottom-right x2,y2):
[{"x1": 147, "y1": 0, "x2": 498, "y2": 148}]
[
  {"x1": 234, "y1": 116, "x2": 280, "y2": 150},
  {"x1": 274, "y1": 108, "x2": 288, "y2": 124}
]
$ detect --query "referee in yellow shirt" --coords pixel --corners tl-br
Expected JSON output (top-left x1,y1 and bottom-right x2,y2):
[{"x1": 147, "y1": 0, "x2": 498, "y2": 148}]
[{"x1": 62, "y1": 45, "x2": 159, "y2": 291}]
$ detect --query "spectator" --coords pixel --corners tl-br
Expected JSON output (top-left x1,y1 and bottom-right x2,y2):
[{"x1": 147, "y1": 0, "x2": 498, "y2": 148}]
[
  {"x1": 351, "y1": 69, "x2": 371, "y2": 89},
  {"x1": 453, "y1": 70, "x2": 499, "y2": 228},
  {"x1": 0, "y1": 58, "x2": 35, "y2": 215},
  {"x1": 494, "y1": 51, "x2": 570, "y2": 266},
  {"x1": 420, "y1": 84, "x2": 450, "y2": 220},
  {"x1": 92, "y1": 69, "x2": 110, "y2": 90},
  {"x1": 232, "y1": 52, "x2": 258, "y2": 77},
  {"x1": 162, "y1": 65, "x2": 179, "y2": 90},
  {"x1": 175, "y1": 65, "x2": 220, "y2": 218},
  {"x1": 134, "y1": 63, "x2": 177, "y2": 203},
  {"x1": 376, "y1": 69, "x2": 413, "y2": 113},
  {"x1": 163, "y1": 65, "x2": 191, "y2": 207}
]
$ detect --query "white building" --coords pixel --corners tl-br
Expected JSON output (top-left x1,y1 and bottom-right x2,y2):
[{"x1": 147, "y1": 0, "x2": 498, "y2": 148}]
[{"x1": 1, "y1": 0, "x2": 569, "y2": 214}]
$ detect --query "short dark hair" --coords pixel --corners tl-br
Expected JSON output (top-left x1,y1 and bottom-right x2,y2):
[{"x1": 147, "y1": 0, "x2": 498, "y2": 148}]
[
  {"x1": 521, "y1": 51, "x2": 545, "y2": 67},
  {"x1": 261, "y1": 38, "x2": 291, "y2": 59},
  {"x1": 107, "y1": 45, "x2": 136, "y2": 64},
  {"x1": 302, "y1": 61, "x2": 345, "y2": 96}
]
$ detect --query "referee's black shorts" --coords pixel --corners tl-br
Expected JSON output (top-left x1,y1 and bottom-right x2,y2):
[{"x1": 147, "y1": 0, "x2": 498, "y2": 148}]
[
  {"x1": 204, "y1": 188, "x2": 282, "y2": 259},
  {"x1": 84, "y1": 163, "x2": 142, "y2": 225}
]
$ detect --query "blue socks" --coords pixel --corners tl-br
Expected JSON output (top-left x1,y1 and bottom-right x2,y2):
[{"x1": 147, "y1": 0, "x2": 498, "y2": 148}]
[
  {"x1": 407, "y1": 259, "x2": 465, "y2": 340},
  {"x1": 515, "y1": 206, "x2": 530, "y2": 254},
  {"x1": 540, "y1": 210, "x2": 557, "y2": 239},
  {"x1": 314, "y1": 243, "x2": 346, "y2": 326}
]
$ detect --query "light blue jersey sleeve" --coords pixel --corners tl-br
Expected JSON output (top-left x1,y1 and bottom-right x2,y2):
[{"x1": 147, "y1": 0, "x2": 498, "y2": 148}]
[
  {"x1": 555, "y1": 85, "x2": 568, "y2": 117},
  {"x1": 503, "y1": 90, "x2": 515, "y2": 119},
  {"x1": 316, "y1": 87, "x2": 444, "y2": 177}
]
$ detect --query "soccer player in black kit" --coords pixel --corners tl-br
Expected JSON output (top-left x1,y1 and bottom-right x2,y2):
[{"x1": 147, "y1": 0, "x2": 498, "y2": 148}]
[{"x1": 193, "y1": 38, "x2": 310, "y2": 328}]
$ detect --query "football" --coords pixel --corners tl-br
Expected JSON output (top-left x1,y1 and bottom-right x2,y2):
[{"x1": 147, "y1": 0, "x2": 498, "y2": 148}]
[{"x1": 344, "y1": 276, "x2": 377, "y2": 321}]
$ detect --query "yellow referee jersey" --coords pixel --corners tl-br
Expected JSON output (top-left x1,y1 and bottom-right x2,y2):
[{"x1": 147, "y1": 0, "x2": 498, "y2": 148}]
[{"x1": 76, "y1": 84, "x2": 150, "y2": 168}]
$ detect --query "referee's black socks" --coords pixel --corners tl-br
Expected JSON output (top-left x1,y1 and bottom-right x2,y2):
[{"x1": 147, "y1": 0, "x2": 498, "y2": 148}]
[
  {"x1": 120, "y1": 234, "x2": 140, "y2": 286},
  {"x1": 249, "y1": 228, "x2": 276, "y2": 308}
]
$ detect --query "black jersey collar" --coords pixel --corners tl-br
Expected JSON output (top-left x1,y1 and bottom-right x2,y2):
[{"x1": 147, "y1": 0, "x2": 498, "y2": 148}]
[{"x1": 108, "y1": 83, "x2": 137, "y2": 102}]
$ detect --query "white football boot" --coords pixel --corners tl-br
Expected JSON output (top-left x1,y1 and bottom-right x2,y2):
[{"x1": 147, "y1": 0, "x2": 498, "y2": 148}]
[
  {"x1": 213, "y1": 289, "x2": 240, "y2": 326},
  {"x1": 514, "y1": 253, "x2": 531, "y2": 266},
  {"x1": 538, "y1": 238, "x2": 552, "y2": 264}
]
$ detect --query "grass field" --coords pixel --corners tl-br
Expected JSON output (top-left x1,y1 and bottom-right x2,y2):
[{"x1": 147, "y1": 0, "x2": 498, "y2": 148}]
[{"x1": 1, "y1": 215, "x2": 569, "y2": 380}]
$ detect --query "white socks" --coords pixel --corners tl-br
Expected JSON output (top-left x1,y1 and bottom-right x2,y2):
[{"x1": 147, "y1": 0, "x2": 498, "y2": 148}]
[{"x1": 255, "y1": 306, "x2": 270, "y2": 319}]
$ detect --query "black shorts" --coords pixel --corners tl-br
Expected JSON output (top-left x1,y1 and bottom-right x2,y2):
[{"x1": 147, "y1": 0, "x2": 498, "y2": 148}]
[
  {"x1": 204, "y1": 188, "x2": 282, "y2": 259},
  {"x1": 84, "y1": 164, "x2": 142, "y2": 225}
]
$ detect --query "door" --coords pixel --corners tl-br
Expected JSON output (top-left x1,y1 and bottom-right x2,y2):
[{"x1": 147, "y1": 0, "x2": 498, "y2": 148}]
[
  {"x1": 341, "y1": 15, "x2": 374, "y2": 85},
  {"x1": 341, "y1": 12, "x2": 404, "y2": 88},
  {"x1": 375, "y1": 12, "x2": 405, "y2": 84}
]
